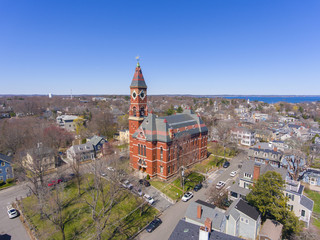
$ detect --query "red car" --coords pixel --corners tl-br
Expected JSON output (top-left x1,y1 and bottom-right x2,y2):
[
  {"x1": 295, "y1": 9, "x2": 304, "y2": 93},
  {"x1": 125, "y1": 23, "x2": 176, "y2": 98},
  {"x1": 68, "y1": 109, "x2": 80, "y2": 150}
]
[{"x1": 48, "y1": 179, "x2": 62, "y2": 187}]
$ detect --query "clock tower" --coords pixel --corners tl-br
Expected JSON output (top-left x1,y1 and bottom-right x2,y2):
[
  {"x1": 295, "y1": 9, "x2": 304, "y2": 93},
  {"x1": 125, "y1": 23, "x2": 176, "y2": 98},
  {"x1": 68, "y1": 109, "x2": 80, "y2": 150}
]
[{"x1": 129, "y1": 60, "x2": 148, "y2": 161}]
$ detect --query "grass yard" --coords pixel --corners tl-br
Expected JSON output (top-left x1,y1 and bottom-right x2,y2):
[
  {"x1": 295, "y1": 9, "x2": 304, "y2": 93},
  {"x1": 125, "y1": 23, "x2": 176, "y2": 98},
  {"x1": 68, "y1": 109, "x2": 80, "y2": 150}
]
[
  {"x1": 21, "y1": 175, "x2": 158, "y2": 240},
  {"x1": 208, "y1": 142, "x2": 238, "y2": 158},
  {"x1": 304, "y1": 188, "x2": 320, "y2": 214},
  {"x1": 172, "y1": 172, "x2": 205, "y2": 192},
  {"x1": 310, "y1": 158, "x2": 320, "y2": 169},
  {"x1": 150, "y1": 180, "x2": 183, "y2": 200},
  {"x1": 0, "y1": 181, "x2": 15, "y2": 190},
  {"x1": 192, "y1": 155, "x2": 225, "y2": 173},
  {"x1": 304, "y1": 187, "x2": 320, "y2": 231}
]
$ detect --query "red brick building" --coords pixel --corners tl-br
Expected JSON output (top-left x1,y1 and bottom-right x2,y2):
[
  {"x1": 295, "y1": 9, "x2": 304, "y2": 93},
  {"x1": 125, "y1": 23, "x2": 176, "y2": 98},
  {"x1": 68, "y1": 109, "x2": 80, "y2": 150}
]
[{"x1": 129, "y1": 62, "x2": 208, "y2": 180}]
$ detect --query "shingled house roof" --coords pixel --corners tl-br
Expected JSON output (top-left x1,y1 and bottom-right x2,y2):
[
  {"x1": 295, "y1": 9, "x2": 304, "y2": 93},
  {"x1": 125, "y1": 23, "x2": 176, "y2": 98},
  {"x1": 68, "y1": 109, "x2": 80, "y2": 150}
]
[
  {"x1": 130, "y1": 63, "x2": 147, "y2": 88},
  {"x1": 132, "y1": 109, "x2": 208, "y2": 143},
  {"x1": 0, "y1": 153, "x2": 12, "y2": 164}
]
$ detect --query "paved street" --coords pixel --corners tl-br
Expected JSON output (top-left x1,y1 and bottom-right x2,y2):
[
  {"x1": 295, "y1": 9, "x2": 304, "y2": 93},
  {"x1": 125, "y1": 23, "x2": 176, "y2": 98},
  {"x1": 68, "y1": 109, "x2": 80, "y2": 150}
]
[
  {"x1": 0, "y1": 183, "x2": 30, "y2": 240},
  {"x1": 136, "y1": 152, "x2": 246, "y2": 240}
]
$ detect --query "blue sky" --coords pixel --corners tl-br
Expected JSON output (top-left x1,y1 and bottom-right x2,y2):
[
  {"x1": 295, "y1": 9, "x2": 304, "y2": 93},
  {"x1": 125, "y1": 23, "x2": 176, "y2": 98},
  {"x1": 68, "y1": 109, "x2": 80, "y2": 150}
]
[{"x1": 0, "y1": 0, "x2": 319, "y2": 95}]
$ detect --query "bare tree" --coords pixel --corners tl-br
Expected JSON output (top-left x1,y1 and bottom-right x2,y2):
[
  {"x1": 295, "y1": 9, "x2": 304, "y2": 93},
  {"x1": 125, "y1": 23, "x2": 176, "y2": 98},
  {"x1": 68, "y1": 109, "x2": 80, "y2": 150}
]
[
  {"x1": 83, "y1": 159, "x2": 123, "y2": 240},
  {"x1": 42, "y1": 184, "x2": 79, "y2": 240},
  {"x1": 71, "y1": 156, "x2": 82, "y2": 196},
  {"x1": 214, "y1": 121, "x2": 234, "y2": 160}
]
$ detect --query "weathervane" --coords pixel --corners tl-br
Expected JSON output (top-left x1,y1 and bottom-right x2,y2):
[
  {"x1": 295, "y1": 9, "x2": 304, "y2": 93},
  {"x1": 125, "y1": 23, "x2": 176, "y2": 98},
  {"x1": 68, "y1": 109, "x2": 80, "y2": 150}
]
[{"x1": 136, "y1": 55, "x2": 140, "y2": 66}]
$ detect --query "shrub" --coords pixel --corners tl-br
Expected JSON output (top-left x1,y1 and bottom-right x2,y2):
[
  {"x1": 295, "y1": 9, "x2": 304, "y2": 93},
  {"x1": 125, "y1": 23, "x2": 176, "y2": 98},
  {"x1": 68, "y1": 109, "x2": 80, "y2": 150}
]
[
  {"x1": 6, "y1": 178, "x2": 14, "y2": 184},
  {"x1": 146, "y1": 174, "x2": 150, "y2": 180},
  {"x1": 0, "y1": 180, "x2": 5, "y2": 186}
]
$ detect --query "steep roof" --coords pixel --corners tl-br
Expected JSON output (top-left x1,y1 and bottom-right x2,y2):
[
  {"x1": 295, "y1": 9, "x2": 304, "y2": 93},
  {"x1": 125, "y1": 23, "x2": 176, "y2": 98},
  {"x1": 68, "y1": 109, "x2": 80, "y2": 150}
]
[
  {"x1": 300, "y1": 195, "x2": 314, "y2": 211},
  {"x1": 185, "y1": 200, "x2": 225, "y2": 230},
  {"x1": 130, "y1": 64, "x2": 147, "y2": 88},
  {"x1": 169, "y1": 219, "x2": 241, "y2": 240},
  {"x1": 226, "y1": 199, "x2": 260, "y2": 221},
  {"x1": 0, "y1": 153, "x2": 12, "y2": 164},
  {"x1": 132, "y1": 109, "x2": 208, "y2": 143},
  {"x1": 260, "y1": 219, "x2": 283, "y2": 240}
]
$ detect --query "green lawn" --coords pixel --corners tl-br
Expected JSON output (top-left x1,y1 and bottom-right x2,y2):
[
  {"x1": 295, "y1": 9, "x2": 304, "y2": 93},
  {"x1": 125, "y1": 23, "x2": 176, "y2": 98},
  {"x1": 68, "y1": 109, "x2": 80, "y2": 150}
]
[
  {"x1": 310, "y1": 158, "x2": 320, "y2": 169},
  {"x1": 21, "y1": 176, "x2": 158, "y2": 240},
  {"x1": 304, "y1": 188, "x2": 320, "y2": 214},
  {"x1": 192, "y1": 155, "x2": 225, "y2": 173},
  {"x1": 304, "y1": 188, "x2": 320, "y2": 231},
  {"x1": 208, "y1": 143, "x2": 238, "y2": 158},
  {"x1": 172, "y1": 172, "x2": 205, "y2": 192},
  {"x1": 0, "y1": 182, "x2": 15, "y2": 190},
  {"x1": 150, "y1": 180, "x2": 183, "y2": 200}
]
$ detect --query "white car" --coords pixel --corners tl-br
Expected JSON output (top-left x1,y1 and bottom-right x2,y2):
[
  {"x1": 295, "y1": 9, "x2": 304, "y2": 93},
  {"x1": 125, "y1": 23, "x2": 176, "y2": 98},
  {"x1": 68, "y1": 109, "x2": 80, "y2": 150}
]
[
  {"x1": 181, "y1": 191, "x2": 193, "y2": 202},
  {"x1": 7, "y1": 205, "x2": 18, "y2": 219},
  {"x1": 122, "y1": 180, "x2": 133, "y2": 190},
  {"x1": 216, "y1": 181, "x2": 226, "y2": 190},
  {"x1": 230, "y1": 171, "x2": 237, "y2": 177},
  {"x1": 144, "y1": 194, "x2": 154, "y2": 204},
  {"x1": 107, "y1": 167, "x2": 115, "y2": 172}
]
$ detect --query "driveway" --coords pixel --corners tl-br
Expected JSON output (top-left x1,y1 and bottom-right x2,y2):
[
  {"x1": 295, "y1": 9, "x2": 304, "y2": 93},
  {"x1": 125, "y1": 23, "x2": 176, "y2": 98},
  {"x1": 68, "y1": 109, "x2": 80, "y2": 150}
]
[
  {"x1": 0, "y1": 183, "x2": 30, "y2": 240},
  {"x1": 136, "y1": 152, "x2": 246, "y2": 240}
]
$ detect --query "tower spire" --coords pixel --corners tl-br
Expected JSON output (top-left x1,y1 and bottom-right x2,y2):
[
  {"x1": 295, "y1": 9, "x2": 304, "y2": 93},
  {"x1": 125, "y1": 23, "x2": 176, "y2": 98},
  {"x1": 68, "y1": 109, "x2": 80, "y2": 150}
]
[{"x1": 136, "y1": 55, "x2": 140, "y2": 67}]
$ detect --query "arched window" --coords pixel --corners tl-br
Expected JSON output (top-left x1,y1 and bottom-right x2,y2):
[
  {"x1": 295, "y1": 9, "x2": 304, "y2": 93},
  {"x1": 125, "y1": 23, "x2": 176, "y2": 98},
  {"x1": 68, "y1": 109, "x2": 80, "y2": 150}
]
[
  {"x1": 140, "y1": 107, "x2": 145, "y2": 117},
  {"x1": 133, "y1": 107, "x2": 136, "y2": 117},
  {"x1": 160, "y1": 147, "x2": 163, "y2": 160}
]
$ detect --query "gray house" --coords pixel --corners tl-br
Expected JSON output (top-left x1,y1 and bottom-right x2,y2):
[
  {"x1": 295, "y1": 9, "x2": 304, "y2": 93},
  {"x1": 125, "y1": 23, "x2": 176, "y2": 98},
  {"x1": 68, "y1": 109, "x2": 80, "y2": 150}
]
[
  {"x1": 224, "y1": 199, "x2": 261, "y2": 240},
  {"x1": 185, "y1": 200, "x2": 225, "y2": 232},
  {"x1": 67, "y1": 143, "x2": 95, "y2": 162}
]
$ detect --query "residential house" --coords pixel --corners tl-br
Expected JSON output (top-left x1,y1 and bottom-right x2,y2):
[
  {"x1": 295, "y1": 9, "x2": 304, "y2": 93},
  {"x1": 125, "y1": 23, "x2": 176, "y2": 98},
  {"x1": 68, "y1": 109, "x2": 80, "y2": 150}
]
[
  {"x1": 113, "y1": 129, "x2": 130, "y2": 144},
  {"x1": 231, "y1": 127, "x2": 255, "y2": 146},
  {"x1": 248, "y1": 146, "x2": 283, "y2": 167},
  {"x1": 259, "y1": 219, "x2": 283, "y2": 240},
  {"x1": 224, "y1": 198, "x2": 261, "y2": 240},
  {"x1": 56, "y1": 115, "x2": 79, "y2": 132},
  {"x1": 253, "y1": 113, "x2": 269, "y2": 122},
  {"x1": 22, "y1": 146, "x2": 56, "y2": 172},
  {"x1": 229, "y1": 161, "x2": 314, "y2": 228},
  {"x1": 303, "y1": 169, "x2": 320, "y2": 186},
  {"x1": 67, "y1": 143, "x2": 95, "y2": 162},
  {"x1": 86, "y1": 135, "x2": 107, "y2": 152},
  {"x1": 169, "y1": 219, "x2": 241, "y2": 240},
  {"x1": 0, "y1": 153, "x2": 14, "y2": 182},
  {"x1": 185, "y1": 200, "x2": 225, "y2": 232}
]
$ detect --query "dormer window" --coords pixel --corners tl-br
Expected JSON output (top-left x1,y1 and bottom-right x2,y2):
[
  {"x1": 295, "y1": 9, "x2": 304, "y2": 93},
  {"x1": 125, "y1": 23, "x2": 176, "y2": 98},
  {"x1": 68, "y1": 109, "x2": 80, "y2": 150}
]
[{"x1": 244, "y1": 173, "x2": 252, "y2": 178}]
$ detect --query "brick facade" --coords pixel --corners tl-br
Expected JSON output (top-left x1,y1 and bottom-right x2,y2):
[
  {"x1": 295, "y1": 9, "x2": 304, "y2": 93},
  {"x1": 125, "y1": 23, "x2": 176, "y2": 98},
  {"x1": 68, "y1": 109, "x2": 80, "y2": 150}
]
[{"x1": 129, "y1": 63, "x2": 208, "y2": 180}]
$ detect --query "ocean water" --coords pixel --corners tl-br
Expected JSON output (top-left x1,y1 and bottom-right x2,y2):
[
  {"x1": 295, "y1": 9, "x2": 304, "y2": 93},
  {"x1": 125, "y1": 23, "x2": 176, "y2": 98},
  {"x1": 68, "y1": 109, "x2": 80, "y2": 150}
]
[{"x1": 223, "y1": 96, "x2": 320, "y2": 104}]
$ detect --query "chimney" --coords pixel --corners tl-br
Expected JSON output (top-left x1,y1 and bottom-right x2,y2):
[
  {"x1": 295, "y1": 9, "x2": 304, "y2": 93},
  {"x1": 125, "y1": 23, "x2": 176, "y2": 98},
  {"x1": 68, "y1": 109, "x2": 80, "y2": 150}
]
[
  {"x1": 258, "y1": 145, "x2": 261, "y2": 149},
  {"x1": 204, "y1": 218, "x2": 212, "y2": 231},
  {"x1": 273, "y1": 147, "x2": 277, "y2": 152},
  {"x1": 199, "y1": 225, "x2": 210, "y2": 240},
  {"x1": 253, "y1": 163, "x2": 261, "y2": 181},
  {"x1": 197, "y1": 205, "x2": 202, "y2": 219}
]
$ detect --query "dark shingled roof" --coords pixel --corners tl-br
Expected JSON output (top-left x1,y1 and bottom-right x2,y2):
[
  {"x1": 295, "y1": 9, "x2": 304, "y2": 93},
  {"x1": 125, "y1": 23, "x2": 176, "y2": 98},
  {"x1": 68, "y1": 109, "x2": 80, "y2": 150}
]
[
  {"x1": 234, "y1": 199, "x2": 260, "y2": 221},
  {"x1": 132, "y1": 109, "x2": 208, "y2": 143},
  {"x1": 0, "y1": 153, "x2": 12, "y2": 164},
  {"x1": 300, "y1": 195, "x2": 314, "y2": 211},
  {"x1": 169, "y1": 219, "x2": 242, "y2": 240},
  {"x1": 130, "y1": 65, "x2": 147, "y2": 88}
]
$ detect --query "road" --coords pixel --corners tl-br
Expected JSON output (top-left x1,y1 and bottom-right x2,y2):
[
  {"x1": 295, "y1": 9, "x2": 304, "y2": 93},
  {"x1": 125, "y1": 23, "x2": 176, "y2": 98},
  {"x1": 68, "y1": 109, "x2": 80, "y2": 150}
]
[
  {"x1": 0, "y1": 183, "x2": 31, "y2": 240},
  {"x1": 136, "y1": 152, "x2": 245, "y2": 240}
]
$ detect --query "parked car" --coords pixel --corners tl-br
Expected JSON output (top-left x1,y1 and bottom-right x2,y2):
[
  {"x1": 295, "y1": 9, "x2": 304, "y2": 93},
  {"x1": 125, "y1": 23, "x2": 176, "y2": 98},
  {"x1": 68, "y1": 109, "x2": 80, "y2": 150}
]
[
  {"x1": 182, "y1": 191, "x2": 193, "y2": 202},
  {"x1": 143, "y1": 194, "x2": 154, "y2": 204},
  {"x1": 146, "y1": 218, "x2": 162, "y2": 232},
  {"x1": 139, "y1": 179, "x2": 151, "y2": 187},
  {"x1": 122, "y1": 180, "x2": 133, "y2": 190},
  {"x1": 230, "y1": 171, "x2": 237, "y2": 177},
  {"x1": 48, "y1": 179, "x2": 62, "y2": 187},
  {"x1": 223, "y1": 161, "x2": 230, "y2": 168},
  {"x1": 107, "y1": 167, "x2": 115, "y2": 172},
  {"x1": 7, "y1": 205, "x2": 18, "y2": 219},
  {"x1": 137, "y1": 189, "x2": 143, "y2": 196},
  {"x1": 216, "y1": 181, "x2": 226, "y2": 189},
  {"x1": 193, "y1": 183, "x2": 203, "y2": 192}
]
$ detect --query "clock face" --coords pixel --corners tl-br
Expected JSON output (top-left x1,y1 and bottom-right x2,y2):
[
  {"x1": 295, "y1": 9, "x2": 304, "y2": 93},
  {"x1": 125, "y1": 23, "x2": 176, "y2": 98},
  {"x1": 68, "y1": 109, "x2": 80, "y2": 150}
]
[
  {"x1": 132, "y1": 91, "x2": 137, "y2": 99},
  {"x1": 139, "y1": 90, "x2": 145, "y2": 100}
]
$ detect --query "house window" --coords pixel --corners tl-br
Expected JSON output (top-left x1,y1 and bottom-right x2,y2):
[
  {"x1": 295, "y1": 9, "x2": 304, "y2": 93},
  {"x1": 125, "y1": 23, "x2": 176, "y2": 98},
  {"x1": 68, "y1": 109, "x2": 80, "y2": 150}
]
[
  {"x1": 160, "y1": 147, "x2": 163, "y2": 160},
  {"x1": 160, "y1": 166, "x2": 163, "y2": 174},
  {"x1": 144, "y1": 145, "x2": 146, "y2": 156},
  {"x1": 6, "y1": 168, "x2": 9, "y2": 173},
  {"x1": 244, "y1": 173, "x2": 252, "y2": 179},
  {"x1": 1, "y1": 162, "x2": 5, "y2": 166},
  {"x1": 138, "y1": 144, "x2": 140, "y2": 155},
  {"x1": 301, "y1": 210, "x2": 305, "y2": 217}
]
